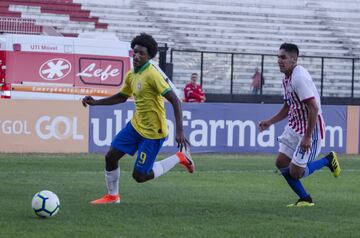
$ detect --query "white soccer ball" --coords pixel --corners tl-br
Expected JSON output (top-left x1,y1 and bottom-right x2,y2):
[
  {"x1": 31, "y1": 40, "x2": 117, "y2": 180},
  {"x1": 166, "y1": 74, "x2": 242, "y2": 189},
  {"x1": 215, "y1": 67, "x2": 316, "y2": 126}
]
[{"x1": 31, "y1": 190, "x2": 60, "y2": 218}]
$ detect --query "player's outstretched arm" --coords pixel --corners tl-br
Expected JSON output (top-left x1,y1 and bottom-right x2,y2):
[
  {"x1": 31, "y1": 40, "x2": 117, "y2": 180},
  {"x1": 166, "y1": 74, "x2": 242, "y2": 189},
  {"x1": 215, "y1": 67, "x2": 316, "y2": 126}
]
[
  {"x1": 259, "y1": 102, "x2": 289, "y2": 132},
  {"x1": 164, "y1": 90, "x2": 190, "y2": 151},
  {"x1": 82, "y1": 93, "x2": 128, "y2": 107}
]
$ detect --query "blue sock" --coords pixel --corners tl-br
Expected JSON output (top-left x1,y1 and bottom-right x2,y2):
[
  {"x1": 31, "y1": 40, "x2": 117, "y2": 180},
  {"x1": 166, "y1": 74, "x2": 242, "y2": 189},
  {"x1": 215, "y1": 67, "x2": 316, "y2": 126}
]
[
  {"x1": 302, "y1": 157, "x2": 329, "y2": 178},
  {"x1": 280, "y1": 167, "x2": 310, "y2": 199}
]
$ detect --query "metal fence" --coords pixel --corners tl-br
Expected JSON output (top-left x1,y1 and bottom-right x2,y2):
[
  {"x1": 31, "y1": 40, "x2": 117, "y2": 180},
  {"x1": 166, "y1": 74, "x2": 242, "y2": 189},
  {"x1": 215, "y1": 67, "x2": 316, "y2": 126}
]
[
  {"x1": 170, "y1": 49, "x2": 360, "y2": 105},
  {"x1": 0, "y1": 17, "x2": 42, "y2": 35}
]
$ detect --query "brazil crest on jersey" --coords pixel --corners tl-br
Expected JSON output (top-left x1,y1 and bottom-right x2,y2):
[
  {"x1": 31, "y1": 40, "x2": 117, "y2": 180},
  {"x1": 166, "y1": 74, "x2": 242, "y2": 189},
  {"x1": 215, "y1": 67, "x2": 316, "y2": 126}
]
[{"x1": 120, "y1": 62, "x2": 171, "y2": 139}]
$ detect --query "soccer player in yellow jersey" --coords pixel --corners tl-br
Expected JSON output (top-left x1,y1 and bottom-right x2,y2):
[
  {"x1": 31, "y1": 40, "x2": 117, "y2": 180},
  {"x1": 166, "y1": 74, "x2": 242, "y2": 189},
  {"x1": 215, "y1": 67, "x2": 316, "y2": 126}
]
[{"x1": 82, "y1": 33, "x2": 194, "y2": 204}]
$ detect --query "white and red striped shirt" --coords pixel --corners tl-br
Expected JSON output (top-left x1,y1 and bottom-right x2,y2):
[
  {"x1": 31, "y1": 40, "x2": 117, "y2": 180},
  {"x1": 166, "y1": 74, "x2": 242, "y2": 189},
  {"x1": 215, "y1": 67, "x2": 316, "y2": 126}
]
[{"x1": 282, "y1": 65, "x2": 324, "y2": 139}]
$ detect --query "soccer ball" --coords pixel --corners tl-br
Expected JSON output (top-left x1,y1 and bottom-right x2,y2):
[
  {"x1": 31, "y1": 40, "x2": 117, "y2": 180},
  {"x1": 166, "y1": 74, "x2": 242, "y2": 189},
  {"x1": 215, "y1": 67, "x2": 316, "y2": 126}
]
[{"x1": 31, "y1": 190, "x2": 60, "y2": 218}]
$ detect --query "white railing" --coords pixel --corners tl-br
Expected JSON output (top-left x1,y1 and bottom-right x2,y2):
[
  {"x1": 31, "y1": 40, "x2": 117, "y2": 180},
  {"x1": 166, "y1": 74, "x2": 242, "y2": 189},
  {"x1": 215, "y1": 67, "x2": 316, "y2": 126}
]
[{"x1": 0, "y1": 17, "x2": 42, "y2": 35}]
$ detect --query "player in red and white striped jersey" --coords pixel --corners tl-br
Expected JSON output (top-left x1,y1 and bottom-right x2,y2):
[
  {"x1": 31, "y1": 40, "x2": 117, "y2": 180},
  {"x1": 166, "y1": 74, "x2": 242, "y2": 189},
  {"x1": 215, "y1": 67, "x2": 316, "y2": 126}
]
[{"x1": 259, "y1": 43, "x2": 341, "y2": 207}]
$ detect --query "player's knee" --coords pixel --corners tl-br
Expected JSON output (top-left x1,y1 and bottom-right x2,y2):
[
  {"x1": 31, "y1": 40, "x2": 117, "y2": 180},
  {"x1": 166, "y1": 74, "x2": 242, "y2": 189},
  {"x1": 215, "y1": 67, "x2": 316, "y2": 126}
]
[
  {"x1": 289, "y1": 170, "x2": 302, "y2": 179},
  {"x1": 275, "y1": 160, "x2": 283, "y2": 169},
  {"x1": 132, "y1": 170, "x2": 148, "y2": 183},
  {"x1": 275, "y1": 159, "x2": 289, "y2": 170},
  {"x1": 276, "y1": 153, "x2": 291, "y2": 169}
]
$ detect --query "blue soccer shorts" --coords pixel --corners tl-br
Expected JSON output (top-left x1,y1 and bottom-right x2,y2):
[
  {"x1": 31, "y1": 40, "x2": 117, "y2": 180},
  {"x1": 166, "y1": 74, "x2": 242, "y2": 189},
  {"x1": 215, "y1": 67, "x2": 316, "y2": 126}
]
[{"x1": 111, "y1": 122, "x2": 166, "y2": 175}]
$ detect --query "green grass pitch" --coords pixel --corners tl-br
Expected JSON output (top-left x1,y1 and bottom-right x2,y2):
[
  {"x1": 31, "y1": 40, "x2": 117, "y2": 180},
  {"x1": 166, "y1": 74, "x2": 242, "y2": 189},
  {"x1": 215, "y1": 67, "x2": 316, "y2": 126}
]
[{"x1": 0, "y1": 153, "x2": 360, "y2": 238}]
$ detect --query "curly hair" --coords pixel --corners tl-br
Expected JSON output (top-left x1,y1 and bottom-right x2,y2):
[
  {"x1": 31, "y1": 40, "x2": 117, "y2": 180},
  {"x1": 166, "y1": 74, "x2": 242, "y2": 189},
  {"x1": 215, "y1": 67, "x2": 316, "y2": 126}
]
[{"x1": 131, "y1": 33, "x2": 158, "y2": 59}]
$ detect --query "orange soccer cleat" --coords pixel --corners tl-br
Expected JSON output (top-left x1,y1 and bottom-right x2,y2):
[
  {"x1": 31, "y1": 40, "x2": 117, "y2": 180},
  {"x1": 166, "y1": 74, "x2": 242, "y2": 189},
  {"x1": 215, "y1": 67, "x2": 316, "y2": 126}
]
[
  {"x1": 176, "y1": 148, "x2": 195, "y2": 173},
  {"x1": 90, "y1": 194, "x2": 120, "y2": 205}
]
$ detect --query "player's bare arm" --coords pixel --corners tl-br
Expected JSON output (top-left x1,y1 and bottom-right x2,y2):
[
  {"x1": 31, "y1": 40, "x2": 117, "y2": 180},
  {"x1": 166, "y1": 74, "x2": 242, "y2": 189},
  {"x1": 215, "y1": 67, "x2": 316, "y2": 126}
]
[
  {"x1": 164, "y1": 90, "x2": 190, "y2": 150},
  {"x1": 259, "y1": 102, "x2": 289, "y2": 132},
  {"x1": 300, "y1": 98, "x2": 319, "y2": 152},
  {"x1": 82, "y1": 93, "x2": 128, "y2": 107}
]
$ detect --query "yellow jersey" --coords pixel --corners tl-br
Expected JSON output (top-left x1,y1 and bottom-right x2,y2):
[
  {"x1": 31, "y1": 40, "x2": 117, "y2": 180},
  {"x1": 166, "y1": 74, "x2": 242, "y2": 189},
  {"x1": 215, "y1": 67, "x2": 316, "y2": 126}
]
[{"x1": 120, "y1": 62, "x2": 171, "y2": 139}]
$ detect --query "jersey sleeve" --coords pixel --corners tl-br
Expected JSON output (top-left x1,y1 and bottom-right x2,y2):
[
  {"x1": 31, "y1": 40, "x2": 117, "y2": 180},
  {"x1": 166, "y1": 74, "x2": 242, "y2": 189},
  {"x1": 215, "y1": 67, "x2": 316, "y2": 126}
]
[
  {"x1": 292, "y1": 74, "x2": 315, "y2": 101},
  {"x1": 119, "y1": 71, "x2": 132, "y2": 97},
  {"x1": 151, "y1": 70, "x2": 172, "y2": 96}
]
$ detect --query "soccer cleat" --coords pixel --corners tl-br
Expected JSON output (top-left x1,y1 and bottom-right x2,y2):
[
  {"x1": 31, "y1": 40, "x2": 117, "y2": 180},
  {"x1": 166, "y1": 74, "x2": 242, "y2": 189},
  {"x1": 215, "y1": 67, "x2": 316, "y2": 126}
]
[
  {"x1": 287, "y1": 196, "x2": 315, "y2": 208},
  {"x1": 90, "y1": 194, "x2": 120, "y2": 204},
  {"x1": 176, "y1": 148, "x2": 195, "y2": 173},
  {"x1": 326, "y1": 151, "x2": 341, "y2": 177}
]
